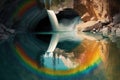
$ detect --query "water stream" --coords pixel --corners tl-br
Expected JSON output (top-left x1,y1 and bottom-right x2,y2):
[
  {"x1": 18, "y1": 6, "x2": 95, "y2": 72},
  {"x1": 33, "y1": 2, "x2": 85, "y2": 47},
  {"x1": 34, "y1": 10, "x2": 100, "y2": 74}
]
[{"x1": 43, "y1": 9, "x2": 81, "y2": 70}]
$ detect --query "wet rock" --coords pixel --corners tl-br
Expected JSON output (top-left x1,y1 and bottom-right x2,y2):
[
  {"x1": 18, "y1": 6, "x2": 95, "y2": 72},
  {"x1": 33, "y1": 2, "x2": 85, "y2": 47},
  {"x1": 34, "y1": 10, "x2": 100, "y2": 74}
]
[
  {"x1": 74, "y1": 0, "x2": 120, "y2": 22},
  {"x1": 74, "y1": 0, "x2": 108, "y2": 21},
  {"x1": 0, "y1": 23, "x2": 15, "y2": 43}
]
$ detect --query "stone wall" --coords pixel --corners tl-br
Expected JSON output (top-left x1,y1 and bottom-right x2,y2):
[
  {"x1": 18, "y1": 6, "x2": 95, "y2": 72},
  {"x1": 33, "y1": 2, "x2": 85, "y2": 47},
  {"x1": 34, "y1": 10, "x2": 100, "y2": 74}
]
[
  {"x1": 74, "y1": 0, "x2": 120, "y2": 22},
  {"x1": 74, "y1": 1, "x2": 120, "y2": 80}
]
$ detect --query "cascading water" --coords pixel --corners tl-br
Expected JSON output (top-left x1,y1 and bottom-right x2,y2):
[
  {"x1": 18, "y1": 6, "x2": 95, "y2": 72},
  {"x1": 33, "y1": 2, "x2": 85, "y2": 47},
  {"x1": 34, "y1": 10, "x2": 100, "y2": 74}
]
[
  {"x1": 45, "y1": 10, "x2": 80, "y2": 56},
  {"x1": 43, "y1": 10, "x2": 81, "y2": 70},
  {"x1": 44, "y1": 10, "x2": 63, "y2": 70},
  {"x1": 44, "y1": 10, "x2": 60, "y2": 57},
  {"x1": 36, "y1": 0, "x2": 81, "y2": 70},
  {"x1": 47, "y1": 10, "x2": 59, "y2": 31}
]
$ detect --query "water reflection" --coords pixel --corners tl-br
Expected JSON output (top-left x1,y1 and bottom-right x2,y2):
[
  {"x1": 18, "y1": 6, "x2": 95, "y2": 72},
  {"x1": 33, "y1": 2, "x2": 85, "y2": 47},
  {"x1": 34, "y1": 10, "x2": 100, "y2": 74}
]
[{"x1": 0, "y1": 0, "x2": 111, "y2": 80}]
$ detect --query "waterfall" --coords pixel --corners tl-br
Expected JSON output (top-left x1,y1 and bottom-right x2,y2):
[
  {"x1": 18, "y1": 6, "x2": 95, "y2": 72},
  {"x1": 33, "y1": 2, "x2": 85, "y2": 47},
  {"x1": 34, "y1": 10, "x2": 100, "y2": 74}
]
[
  {"x1": 43, "y1": 10, "x2": 60, "y2": 70},
  {"x1": 45, "y1": 10, "x2": 80, "y2": 56},
  {"x1": 44, "y1": 10, "x2": 60, "y2": 57},
  {"x1": 47, "y1": 10, "x2": 59, "y2": 31},
  {"x1": 41, "y1": 9, "x2": 80, "y2": 70}
]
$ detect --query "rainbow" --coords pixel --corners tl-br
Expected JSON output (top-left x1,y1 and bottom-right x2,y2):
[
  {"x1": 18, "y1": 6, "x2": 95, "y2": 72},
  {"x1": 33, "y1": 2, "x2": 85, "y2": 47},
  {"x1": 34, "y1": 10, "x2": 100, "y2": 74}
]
[
  {"x1": 10, "y1": 0, "x2": 102, "y2": 78},
  {"x1": 13, "y1": 0, "x2": 37, "y2": 18},
  {"x1": 11, "y1": 40, "x2": 102, "y2": 77}
]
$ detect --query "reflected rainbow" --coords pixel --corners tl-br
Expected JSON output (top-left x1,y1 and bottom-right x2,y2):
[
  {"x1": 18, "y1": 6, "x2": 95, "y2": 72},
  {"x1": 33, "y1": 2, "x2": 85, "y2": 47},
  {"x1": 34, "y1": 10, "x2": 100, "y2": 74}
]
[{"x1": 11, "y1": 41, "x2": 102, "y2": 76}]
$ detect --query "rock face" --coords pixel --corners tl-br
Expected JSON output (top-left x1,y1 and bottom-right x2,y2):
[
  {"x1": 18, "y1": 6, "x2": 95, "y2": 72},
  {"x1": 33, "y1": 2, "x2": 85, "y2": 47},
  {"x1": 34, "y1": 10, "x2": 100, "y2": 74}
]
[
  {"x1": 75, "y1": 0, "x2": 120, "y2": 80},
  {"x1": 37, "y1": 0, "x2": 74, "y2": 13},
  {"x1": 74, "y1": 0, "x2": 107, "y2": 21},
  {"x1": 74, "y1": 0, "x2": 120, "y2": 22}
]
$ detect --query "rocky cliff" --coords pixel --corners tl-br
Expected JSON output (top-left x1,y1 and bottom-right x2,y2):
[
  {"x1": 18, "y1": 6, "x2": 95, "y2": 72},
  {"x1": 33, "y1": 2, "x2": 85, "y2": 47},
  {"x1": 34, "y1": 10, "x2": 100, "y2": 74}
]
[
  {"x1": 74, "y1": 1, "x2": 120, "y2": 80},
  {"x1": 74, "y1": 0, "x2": 120, "y2": 22}
]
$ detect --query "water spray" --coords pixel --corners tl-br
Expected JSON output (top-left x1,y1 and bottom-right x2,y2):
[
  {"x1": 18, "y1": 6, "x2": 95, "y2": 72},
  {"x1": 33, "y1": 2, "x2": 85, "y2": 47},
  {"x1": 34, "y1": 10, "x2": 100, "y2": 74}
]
[{"x1": 35, "y1": 0, "x2": 81, "y2": 69}]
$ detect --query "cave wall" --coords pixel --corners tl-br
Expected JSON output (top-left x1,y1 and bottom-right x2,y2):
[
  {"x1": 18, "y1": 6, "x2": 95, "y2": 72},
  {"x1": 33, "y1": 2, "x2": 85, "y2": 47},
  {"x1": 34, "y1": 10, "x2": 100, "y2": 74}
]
[
  {"x1": 74, "y1": 0, "x2": 120, "y2": 22},
  {"x1": 74, "y1": 1, "x2": 120, "y2": 80},
  {"x1": 108, "y1": 0, "x2": 120, "y2": 17}
]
